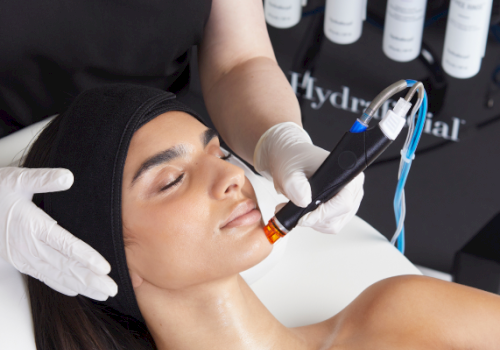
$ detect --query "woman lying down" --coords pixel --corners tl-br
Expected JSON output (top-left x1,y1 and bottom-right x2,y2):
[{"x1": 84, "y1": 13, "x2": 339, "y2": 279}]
[{"x1": 24, "y1": 84, "x2": 500, "y2": 350}]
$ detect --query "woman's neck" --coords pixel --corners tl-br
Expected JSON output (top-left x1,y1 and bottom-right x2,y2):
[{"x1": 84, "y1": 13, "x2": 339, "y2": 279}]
[{"x1": 136, "y1": 275, "x2": 309, "y2": 350}]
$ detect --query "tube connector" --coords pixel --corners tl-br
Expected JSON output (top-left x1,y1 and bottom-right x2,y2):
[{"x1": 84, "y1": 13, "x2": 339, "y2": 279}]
[
  {"x1": 362, "y1": 80, "x2": 408, "y2": 122},
  {"x1": 379, "y1": 98, "x2": 412, "y2": 140}
]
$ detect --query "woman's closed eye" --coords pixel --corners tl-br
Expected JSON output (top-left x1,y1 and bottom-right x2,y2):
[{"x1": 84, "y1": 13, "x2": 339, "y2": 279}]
[
  {"x1": 220, "y1": 153, "x2": 232, "y2": 161},
  {"x1": 158, "y1": 153, "x2": 230, "y2": 193},
  {"x1": 160, "y1": 173, "x2": 185, "y2": 192}
]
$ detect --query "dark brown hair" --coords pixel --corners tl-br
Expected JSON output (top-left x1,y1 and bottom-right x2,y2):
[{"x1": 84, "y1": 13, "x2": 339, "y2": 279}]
[{"x1": 23, "y1": 114, "x2": 156, "y2": 350}]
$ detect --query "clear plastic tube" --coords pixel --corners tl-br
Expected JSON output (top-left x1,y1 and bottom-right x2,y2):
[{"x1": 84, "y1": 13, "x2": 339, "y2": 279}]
[{"x1": 391, "y1": 80, "x2": 427, "y2": 253}]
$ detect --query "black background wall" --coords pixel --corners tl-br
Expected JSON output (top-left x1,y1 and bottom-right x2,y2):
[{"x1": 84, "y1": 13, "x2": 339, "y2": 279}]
[
  {"x1": 186, "y1": 0, "x2": 500, "y2": 274},
  {"x1": 267, "y1": 0, "x2": 500, "y2": 273}
]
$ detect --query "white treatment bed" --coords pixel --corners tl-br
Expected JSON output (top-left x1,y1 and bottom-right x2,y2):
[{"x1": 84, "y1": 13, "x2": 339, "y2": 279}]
[{"x1": 0, "y1": 118, "x2": 420, "y2": 349}]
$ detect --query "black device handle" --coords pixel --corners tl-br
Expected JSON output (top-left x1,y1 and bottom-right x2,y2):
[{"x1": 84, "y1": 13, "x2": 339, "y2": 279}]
[{"x1": 275, "y1": 126, "x2": 393, "y2": 232}]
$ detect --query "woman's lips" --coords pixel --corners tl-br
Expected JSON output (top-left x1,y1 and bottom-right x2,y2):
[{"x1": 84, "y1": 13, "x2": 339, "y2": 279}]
[{"x1": 221, "y1": 200, "x2": 262, "y2": 229}]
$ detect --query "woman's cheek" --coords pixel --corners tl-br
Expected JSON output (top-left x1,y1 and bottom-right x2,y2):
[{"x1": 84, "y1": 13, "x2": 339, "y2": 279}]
[{"x1": 151, "y1": 194, "x2": 213, "y2": 242}]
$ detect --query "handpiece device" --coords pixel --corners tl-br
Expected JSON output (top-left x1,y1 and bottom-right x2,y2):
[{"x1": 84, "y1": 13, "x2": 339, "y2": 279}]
[{"x1": 264, "y1": 79, "x2": 426, "y2": 245}]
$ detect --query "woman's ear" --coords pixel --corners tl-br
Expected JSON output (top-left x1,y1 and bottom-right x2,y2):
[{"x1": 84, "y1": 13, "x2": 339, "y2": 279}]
[{"x1": 129, "y1": 270, "x2": 144, "y2": 288}]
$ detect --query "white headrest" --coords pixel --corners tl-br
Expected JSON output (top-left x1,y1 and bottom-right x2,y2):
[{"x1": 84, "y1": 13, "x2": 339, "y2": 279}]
[{"x1": 0, "y1": 258, "x2": 36, "y2": 349}]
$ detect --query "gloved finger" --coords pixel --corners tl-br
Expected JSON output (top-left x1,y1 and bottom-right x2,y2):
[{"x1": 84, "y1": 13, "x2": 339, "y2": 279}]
[
  {"x1": 298, "y1": 173, "x2": 364, "y2": 230},
  {"x1": 307, "y1": 222, "x2": 337, "y2": 234},
  {"x1": 23, "y1": 265, "x2": 80, "y2": 296},
  {"x1": 10, "y1": 203, "x2": 116, "y2": 296},
  {"x1": 44, "y1": 274, "x2": 112, "y2": 301},
  {"x1": 43, "y1": 275, "x2": 110, "y2": 301},
  {"x1": 313, "y1": 184, "x2": 364, "y2": 234},
  {"x1": 330, "y1": 172, "x2": 364, "y2": 202},
  {"x1": 21, "y1": 256, "x2": 117, "y2": 298},
  {"x1": 13, "y1": 201, "x2": 111, "y2": 276},
  {"x1": 300, "y1": 210, "x2": 351, "y2": 234},
  {"x1": 280, "y1": 171, "x2": 312, "y2": 208},
  {"x1": 317, "y1": 172, "x2": 363, "y2": 219},
  {"x1": 297, "y1": 190, "x2": 354, "y2": 228},
  {"x1": 344, "y1": 172, "x2": 365, "y2": 197},
  {"x1": 63, "y1": 259, "x2": 118, "y2": 297},
  {"x1": 34, "y1": 241, "x2": 118, "y2": 296},
  {"x1": 75, "y1": 287, "x2": 111, "y2": 301},
  {"x1": 36, "y1": 222, "x2": 112, "y2": 276},
  {"x1": 1, "y1": 167, "x2": 74, "y2": 193},
  {"x1": 326, "y1": 203, "x2": 359, "y2": 234},
  {"x1": 53, "y1": 265, "x2": 117, "y2": 300},
  {"x1": 41, "y1": 277, "x2": 79, "y2": 296}
]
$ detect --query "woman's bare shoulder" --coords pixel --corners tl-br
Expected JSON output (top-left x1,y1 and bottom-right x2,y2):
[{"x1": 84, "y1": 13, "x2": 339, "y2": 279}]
[{"x1": 293, "y1": 275, "x2": 500, "y2": 350}]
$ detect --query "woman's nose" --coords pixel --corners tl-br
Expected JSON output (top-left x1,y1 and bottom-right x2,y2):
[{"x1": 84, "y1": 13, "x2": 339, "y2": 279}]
[{"x1": 209, "y1": 156, "x2": 246, "y2": 200}]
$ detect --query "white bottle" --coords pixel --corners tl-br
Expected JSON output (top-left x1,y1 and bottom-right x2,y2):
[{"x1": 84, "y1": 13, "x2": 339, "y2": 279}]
[
  {"x1": 383, "y1": 0, "x2": 427, "y2": 62},
  {"x1": 442, "y1": 0, "x2": 493, "y2": 79},
  {"x1": 324, "y1": 0, "x2": 367, "y2": 45},
  {"x1": 264, "y1": 0, "x2": 303, "y2": 29}
]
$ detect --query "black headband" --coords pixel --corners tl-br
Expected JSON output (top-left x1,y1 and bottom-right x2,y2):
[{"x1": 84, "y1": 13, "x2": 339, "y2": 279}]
[{"x1": 41, "y1": 84, "x2": 205, "y2": 322}]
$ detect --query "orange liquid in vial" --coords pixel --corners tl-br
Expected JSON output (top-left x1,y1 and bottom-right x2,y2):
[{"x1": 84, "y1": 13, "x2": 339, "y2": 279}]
[{"x1": 263, "y1": 218, "x2": 285, "y2": 244}]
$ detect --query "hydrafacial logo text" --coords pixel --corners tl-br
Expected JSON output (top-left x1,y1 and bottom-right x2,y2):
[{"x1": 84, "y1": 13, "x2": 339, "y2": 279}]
[{"x1": 289, "y1": 71, "x2": 465, "y2": 142}]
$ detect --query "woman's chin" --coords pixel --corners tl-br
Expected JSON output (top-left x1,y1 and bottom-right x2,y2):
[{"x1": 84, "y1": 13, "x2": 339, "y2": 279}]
[{"x1": 237, "y1": 224, "x2": 274, "y2": 270}]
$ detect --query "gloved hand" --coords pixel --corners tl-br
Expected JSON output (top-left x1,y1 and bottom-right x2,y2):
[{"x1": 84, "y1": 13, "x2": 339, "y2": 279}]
[
  {"x1": 254, "y1": 122, "x2": 364, "y2": 234},
  {"x1": 0, "y1": 167, "x2": 117, "y2": 300}
]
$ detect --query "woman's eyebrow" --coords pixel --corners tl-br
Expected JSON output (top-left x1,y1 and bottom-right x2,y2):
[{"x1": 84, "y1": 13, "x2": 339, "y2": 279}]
[
  {"x1": 131, "y1": 145, "x2": 188, "y2": 185},
  {"x1": 202, "y1": 128, "x2": 219, "y2": 148},
  {"x1": 131, "y1": 129, "x2": 219, "y2": 186}
]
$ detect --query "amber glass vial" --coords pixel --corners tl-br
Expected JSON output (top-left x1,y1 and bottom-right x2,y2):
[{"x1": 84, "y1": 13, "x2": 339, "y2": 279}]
[{"x1": 263, "y1": 217, "x2": 286, "y2": 244}]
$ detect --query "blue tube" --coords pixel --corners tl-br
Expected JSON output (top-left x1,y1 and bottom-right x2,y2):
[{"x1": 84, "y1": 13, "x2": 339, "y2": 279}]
[{"x1": 393, "y1": 80, "x2": 428, "y2": 254}]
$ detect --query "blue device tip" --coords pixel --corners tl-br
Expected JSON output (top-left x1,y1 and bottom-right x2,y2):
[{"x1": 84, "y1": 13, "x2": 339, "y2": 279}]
[{"x1": 350, "y1": 120, "x2": 368, "y2": 133}]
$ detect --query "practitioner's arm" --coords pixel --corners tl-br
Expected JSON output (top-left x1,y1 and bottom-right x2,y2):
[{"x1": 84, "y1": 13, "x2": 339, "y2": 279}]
[
  {"x1": 199, "y1": 0, "x2": 364, "y2": 233},
  {"x1": 198, "y1": 0, "x2": 300, "y2": 164}
]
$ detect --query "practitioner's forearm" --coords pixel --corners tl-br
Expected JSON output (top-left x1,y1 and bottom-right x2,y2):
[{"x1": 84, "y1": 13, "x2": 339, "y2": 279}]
[
  {"x1": 198, "y1": 0, "x2": 302, "y2": 164},
  {"x1": 201, "y1": 56, "x2": 302, "y2": 164}
]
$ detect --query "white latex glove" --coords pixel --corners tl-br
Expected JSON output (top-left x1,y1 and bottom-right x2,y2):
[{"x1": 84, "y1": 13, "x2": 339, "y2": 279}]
[
  {"x1": 0, "y1": 167, "x2": 118, "y2": 300},
  {"x1": 254, "y1": 122, "x2": 364, "y2": 234}
]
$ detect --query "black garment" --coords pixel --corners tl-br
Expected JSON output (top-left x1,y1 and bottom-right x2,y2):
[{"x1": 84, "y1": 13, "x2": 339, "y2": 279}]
[
  {"x1": 34, "y1": 84, "x2": 206, "y2": 322},
  {"x1": 0, "y1": 0, "x2": 212, "y2": 137}
]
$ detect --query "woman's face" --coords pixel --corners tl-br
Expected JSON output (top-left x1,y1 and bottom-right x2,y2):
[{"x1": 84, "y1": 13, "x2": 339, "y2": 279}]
[{"x1": 122, "y1": 112, "x2": 272, "y2": 290}]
